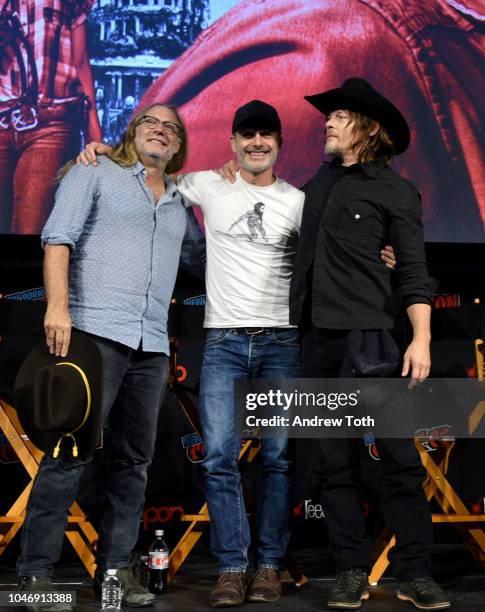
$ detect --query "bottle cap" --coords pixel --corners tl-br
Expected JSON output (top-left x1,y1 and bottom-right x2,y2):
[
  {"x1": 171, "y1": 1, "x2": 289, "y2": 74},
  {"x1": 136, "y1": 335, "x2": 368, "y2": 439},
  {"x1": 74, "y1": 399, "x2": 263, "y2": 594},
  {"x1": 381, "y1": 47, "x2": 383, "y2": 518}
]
[
  {"x1": 106, "y1": 569, "x2": 117, "y2": 576},
  {"x1": 155, "y1": 529, "x2": 164, "y2": 536}
]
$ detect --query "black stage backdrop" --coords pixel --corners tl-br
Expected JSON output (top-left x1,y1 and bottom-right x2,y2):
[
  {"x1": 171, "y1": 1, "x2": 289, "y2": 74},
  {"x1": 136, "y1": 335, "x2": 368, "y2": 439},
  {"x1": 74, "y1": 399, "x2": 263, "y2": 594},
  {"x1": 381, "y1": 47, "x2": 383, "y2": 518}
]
[{"x1": 1, "y1": 239, "x2": 484, "y2": 563}]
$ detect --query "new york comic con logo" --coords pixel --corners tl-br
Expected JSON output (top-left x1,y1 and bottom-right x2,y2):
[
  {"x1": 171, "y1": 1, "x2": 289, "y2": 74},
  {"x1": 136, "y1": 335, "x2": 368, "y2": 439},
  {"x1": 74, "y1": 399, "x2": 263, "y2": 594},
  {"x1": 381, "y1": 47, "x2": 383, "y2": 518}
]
[
  {"x1": 2, "y1": 287, "x2": 46, "y2": 301},
  {"x1": 181, "y1": 434, "x2": 259, "y2": 464},
  {"x1": 182, "y1": 432, "x2": 205, "y2": 463},
  {"x1": 364, "y1": 425, "x2": 453, "y2": 460},
  {"x1": 183, "y1": 294, "x2": 206, "y2": 306},
  {"x1": 143, "y1": 505, "x2": 184, "y2": 530}
]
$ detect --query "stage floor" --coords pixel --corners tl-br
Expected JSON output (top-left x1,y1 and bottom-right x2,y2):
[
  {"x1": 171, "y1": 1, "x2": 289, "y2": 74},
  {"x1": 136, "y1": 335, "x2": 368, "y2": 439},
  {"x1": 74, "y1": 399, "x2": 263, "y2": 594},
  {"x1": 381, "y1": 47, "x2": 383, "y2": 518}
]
[{"x1": 1, "y1": 547, "x2": 484, "y2": 611}]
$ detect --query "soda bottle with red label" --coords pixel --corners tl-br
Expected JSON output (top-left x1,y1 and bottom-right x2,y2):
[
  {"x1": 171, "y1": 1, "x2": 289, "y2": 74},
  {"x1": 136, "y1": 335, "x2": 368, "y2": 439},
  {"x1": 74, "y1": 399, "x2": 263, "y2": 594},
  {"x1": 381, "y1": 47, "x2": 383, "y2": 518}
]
[{"x1": 148, "y1": 529, "x2": 169, "y2": 594}]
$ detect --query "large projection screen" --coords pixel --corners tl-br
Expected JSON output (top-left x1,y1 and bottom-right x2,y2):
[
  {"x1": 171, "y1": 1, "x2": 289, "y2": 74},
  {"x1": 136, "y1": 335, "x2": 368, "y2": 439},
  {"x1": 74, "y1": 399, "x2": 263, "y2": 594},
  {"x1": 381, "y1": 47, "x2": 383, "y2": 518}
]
[{"x1": 1, "y1": 0, "x2": 483, "y2": 242}]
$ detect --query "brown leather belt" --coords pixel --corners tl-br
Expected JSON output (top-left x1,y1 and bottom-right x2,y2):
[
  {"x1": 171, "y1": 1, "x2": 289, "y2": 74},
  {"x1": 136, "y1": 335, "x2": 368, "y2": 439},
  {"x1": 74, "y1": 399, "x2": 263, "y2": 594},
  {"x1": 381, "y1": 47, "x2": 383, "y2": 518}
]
[{"x1": 0, "y1": 99, "x2": 83, "y2": 132}]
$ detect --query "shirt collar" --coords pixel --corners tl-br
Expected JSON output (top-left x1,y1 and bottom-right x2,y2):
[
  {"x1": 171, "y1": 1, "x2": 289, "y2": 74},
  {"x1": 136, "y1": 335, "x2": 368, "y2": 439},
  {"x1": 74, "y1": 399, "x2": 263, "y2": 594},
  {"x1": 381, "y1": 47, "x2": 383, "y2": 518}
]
[
  {"x1": 330, "y1": 157, "x2": 387, "y2": 178},
  {"x1": 131, "y1": 162, "x2": 178, "y2": 197},
  {"x1": 164, "y1": 174, "x2": 178, "y2": 198},
  {"x1": 360, "y1": 159, "x2": 387, "y2": 178},
  {"x1": 132, "y1": 161, "x2": 146, "y2": 176}
]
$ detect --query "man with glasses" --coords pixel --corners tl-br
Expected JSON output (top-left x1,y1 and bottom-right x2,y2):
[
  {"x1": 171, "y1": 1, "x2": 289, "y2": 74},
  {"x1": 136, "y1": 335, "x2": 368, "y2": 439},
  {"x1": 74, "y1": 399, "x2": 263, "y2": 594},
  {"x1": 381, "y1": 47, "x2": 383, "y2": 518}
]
[{"x1": 16, "y1": 104, "x2": 205, "y2": 611}]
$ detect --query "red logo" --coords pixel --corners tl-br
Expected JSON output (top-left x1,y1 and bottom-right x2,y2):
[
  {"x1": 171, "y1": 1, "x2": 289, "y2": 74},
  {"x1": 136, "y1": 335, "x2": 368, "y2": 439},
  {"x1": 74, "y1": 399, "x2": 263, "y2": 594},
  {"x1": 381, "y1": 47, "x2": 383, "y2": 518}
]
[
  {"x1": 186, "y1": 442, "x2": 205, "y2": 463},
  {"x1": 176, "y1": 364, "x2": 187, "y2": 382},
  {"x1": 432, "y1": 294, "x2": 460, "y2": 308},
  {"x1": 415, "y1": 425, "x2": 452, "y2": 451},
  {"x1": 143, "y1": 506, "x2": 184, "y2": 530},
  {"x1": 469, "y1": 499, "x2": 485, "y2": 514},
  {"x1": 293, "y1": 499, "x2": 304, "y2": 518},
  {"x1": 367, "y1": 442, "x2": 380, "y2": 461}
]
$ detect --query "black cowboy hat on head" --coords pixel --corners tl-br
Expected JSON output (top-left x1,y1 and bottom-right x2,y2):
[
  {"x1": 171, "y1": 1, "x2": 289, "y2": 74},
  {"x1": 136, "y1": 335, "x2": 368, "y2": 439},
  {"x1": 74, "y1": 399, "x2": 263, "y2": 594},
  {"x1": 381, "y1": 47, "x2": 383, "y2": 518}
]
[
  {"x1": 304, "y1": 77, "x2": 410, "y2": 155},
  {"x1": 14, "y1": 331, "x2": 103, "y2": 462}
]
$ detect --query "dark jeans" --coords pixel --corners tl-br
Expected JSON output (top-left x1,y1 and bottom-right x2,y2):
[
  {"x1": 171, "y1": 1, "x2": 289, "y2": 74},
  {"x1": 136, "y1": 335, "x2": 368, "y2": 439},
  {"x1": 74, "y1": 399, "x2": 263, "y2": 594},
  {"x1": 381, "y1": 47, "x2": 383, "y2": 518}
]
[
  {"x1": 302, "y1": 326, "x2": 433, "y2": 581},
  {"x1": 0, "y1": 120, "x2": 80, "y2": 233},
  {"x1": 199, "y1": 328, "x2": 301, "y2": 572},
  {"x1": 17, "y1": 334, "x2": 168, "y2": 576}
]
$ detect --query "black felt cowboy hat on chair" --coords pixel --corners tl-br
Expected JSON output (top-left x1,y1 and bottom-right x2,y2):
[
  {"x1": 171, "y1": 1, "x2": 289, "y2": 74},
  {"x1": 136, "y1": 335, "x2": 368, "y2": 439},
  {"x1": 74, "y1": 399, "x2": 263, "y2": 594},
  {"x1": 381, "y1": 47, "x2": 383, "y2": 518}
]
[
  {"x1": 304, "y1": 77, "x2": 410, "y2": 154},
  {"x1": 14, "y1": 332, "x2": 103, "y2": 461}
]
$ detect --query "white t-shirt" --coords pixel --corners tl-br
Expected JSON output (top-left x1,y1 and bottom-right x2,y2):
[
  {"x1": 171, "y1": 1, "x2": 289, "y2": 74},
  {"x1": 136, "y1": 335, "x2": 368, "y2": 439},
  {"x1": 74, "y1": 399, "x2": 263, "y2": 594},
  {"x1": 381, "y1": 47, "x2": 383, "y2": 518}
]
[{"x1": 178, "y1": 171, "x2": 304, "y2": 328}]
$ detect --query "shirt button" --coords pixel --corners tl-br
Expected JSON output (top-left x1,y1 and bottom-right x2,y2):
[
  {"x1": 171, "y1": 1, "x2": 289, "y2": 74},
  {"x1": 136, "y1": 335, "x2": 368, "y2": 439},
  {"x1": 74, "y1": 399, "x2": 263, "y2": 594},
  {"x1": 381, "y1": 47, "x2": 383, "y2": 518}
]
[{"x1": 354, "y1": 213, "x2": 361, "y2": 220}]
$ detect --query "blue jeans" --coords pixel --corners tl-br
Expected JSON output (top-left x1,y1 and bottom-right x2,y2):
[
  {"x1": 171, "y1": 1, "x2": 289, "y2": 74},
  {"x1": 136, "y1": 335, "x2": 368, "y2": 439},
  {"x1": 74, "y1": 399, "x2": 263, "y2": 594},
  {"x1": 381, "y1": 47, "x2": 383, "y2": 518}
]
[
  {"x1": 17, "y1": 334, "x2": 168, "y2": 576},
  {"x1": 199, "y1": 328, "x2": 301, "y2": 573}
]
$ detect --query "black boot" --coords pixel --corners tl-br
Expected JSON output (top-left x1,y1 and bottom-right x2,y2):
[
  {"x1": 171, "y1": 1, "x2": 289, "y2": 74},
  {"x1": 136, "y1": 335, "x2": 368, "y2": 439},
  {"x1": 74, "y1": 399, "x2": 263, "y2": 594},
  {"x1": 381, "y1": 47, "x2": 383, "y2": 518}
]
[
  {"x1": 18, "y1": 576, "x2": 73, "y2": 612},
  {"x1": 93, "y1": 567, "x2": 156, "y2": 607}
]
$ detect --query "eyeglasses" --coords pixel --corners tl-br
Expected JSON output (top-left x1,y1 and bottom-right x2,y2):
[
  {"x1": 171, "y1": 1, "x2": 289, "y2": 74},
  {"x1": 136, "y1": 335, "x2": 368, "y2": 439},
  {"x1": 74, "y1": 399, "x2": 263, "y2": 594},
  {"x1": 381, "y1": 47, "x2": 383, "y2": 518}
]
[{"x1": 138, "y1": 115, "x2": 182, "y2": 138}]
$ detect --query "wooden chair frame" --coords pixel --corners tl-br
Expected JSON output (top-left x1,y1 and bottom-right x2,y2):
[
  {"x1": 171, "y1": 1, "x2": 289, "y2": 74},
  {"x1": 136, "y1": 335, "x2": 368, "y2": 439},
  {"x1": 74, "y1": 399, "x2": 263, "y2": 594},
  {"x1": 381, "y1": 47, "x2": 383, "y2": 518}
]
[
  {"x1": 0, "y1": 399, "x2": 98, "y2": 577},
  {"x1": 369, "y1": 337, "x2": 485, "y2": 584}
]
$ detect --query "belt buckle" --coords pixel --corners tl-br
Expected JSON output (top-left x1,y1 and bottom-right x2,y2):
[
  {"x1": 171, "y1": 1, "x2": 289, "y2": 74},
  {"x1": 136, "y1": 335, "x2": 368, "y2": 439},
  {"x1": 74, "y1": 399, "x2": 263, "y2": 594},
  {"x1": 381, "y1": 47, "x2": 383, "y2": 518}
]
[
  {"x1": 11, "y1": 105, "x2": 38, "y2": 131},
  {"x1": 245, "y1": 327, "x2": 265, "y2": 336}
]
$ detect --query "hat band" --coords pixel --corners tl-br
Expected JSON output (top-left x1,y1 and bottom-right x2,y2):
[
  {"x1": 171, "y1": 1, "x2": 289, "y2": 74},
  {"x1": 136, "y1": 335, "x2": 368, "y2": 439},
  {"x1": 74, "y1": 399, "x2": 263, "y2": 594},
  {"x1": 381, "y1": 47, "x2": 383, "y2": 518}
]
[{"x1": 52, "y1": 362, "x2": 92, "y2": 459}]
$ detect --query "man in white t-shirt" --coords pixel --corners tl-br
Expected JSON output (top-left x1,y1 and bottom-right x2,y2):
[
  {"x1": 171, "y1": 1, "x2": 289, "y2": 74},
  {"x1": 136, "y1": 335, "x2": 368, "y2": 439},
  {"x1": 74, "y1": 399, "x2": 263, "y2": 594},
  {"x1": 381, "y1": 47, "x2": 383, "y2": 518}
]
[{"x1": 177, "y1": 101, "x2": 303, "y2": 607}]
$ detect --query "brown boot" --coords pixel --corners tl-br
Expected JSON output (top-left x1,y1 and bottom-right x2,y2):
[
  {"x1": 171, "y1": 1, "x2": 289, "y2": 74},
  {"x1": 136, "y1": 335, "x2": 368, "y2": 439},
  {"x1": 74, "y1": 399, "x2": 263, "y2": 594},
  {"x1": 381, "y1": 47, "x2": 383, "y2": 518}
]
[
  {"x1": 210, "y1": 572, "x2": 248, "y2": 608},
  {"x1": 247, "y1": 568, "x2": 282, "y2": 603}
]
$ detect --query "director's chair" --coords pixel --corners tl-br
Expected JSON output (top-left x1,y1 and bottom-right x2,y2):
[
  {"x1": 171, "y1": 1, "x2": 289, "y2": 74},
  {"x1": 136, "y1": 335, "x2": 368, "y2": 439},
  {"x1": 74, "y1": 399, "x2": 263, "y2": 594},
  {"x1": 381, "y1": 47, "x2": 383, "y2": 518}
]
[
  {"x1": 0, "y1": 399, "x2": 99, "y2": 576},
  {"x1": 0, "y1": 300, "x2": 99, "y2": 577},
  {"x1": 369, "y1": 336, "x2": 485, "y2": 584}
]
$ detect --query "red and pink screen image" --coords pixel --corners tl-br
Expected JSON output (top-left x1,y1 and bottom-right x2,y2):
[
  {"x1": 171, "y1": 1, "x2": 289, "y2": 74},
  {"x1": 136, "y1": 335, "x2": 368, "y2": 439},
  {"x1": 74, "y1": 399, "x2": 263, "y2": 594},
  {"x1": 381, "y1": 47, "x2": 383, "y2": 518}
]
[{"x1": 1, "y1": 0, "x2": 483, "y2": 242}]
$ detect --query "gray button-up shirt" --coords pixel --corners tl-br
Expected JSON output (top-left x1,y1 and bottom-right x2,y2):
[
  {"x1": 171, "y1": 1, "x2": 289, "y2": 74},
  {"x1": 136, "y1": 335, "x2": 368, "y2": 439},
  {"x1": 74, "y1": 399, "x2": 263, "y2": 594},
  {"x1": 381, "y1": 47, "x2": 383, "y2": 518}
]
[{"x1": 41, "y1": 156, "x2": 205, "y2": 354}]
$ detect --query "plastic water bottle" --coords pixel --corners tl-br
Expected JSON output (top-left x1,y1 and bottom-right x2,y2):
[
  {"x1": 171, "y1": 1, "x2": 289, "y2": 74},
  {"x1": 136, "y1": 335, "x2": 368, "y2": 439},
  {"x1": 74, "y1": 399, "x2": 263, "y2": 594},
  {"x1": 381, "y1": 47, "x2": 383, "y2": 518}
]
[
  {"x1": 148, "y1": 529, "x2": 169, "y2": 594},
  {"x1": 101, "y1": 569, "x2": 122, "y2": 610}
]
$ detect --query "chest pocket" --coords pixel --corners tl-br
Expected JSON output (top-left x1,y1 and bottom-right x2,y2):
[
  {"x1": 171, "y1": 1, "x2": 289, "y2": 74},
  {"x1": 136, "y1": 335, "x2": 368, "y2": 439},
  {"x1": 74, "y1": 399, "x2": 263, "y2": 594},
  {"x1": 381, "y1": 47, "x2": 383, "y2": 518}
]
[{"x1": 334, "y1": 202, "x2": 377, "y2": 246}]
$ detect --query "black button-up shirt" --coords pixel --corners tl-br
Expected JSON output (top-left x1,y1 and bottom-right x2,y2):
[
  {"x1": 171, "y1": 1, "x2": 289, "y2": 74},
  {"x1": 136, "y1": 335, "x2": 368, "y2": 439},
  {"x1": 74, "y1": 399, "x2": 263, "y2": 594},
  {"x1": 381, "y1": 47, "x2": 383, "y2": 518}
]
[{"x1": 289, "y1": 159, "x2": 434, "y2": 329}]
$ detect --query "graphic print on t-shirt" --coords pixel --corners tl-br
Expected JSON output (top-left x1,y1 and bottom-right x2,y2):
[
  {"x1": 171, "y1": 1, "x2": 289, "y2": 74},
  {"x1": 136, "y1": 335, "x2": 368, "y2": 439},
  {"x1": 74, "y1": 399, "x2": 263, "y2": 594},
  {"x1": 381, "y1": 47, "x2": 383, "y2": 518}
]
[{"x1": 225, "y1": 201, "x2": 269, "y2": 243}]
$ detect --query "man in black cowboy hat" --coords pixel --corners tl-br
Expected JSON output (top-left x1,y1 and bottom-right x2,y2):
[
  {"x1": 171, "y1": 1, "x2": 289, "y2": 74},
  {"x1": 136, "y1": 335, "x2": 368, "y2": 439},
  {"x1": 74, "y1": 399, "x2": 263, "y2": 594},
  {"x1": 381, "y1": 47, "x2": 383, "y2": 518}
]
[
  {"x1": 289, "y1": 78, "x2": 450, "y2": 610},
  {"x1": 14, "y1": 103, "x2": 205, "y2": 611}
]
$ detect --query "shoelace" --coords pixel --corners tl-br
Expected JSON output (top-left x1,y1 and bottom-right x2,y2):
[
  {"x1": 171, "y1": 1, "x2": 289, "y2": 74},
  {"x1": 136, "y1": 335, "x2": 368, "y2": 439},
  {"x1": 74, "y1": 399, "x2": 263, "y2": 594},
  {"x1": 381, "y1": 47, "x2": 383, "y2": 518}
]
[
  {"x1": 219, "y1": 572, "x2": 245, "y2": 586},
  {"x1": 255, "y1": 569, "x2": 277, "y2": 583},
  {"x1": 412, "y1": 579, "x2": 440, "y2": 595}
]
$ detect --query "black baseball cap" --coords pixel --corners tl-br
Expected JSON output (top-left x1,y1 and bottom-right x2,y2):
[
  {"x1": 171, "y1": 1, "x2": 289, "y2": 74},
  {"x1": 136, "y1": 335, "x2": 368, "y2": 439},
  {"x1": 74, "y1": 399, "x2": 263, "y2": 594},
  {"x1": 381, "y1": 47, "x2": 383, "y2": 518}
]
[{"x1": 232, "y1": 100, "x2": 281, "y2": 134}]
